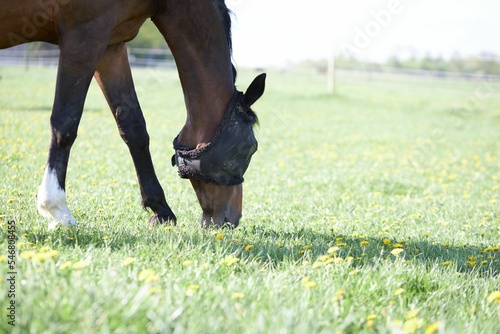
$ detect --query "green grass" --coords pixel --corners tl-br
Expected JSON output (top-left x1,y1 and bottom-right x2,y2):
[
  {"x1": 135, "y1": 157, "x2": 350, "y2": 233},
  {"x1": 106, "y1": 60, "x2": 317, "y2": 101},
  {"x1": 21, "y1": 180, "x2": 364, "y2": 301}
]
[{"x1": 1, "y1": 66, "x2": 499, "y2": 333}]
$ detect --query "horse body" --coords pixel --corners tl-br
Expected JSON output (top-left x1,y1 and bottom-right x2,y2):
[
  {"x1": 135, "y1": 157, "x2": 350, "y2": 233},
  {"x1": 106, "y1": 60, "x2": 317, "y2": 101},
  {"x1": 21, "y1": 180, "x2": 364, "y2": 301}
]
[
  {"x1": 0, "y1": 1, "x2": 153, "y2": 47},
  {"x1": 1, "y1": 0, "x2": 265, "y2": 228}
]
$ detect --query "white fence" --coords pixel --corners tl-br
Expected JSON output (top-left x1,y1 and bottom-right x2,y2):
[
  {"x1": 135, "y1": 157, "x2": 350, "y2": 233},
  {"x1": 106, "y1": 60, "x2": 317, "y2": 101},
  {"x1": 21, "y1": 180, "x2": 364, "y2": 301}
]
[
  {"x1": 0, "y1": 45, "x2": 176, "y2": 68},
  {"x1": 1, "y1": 45, "x2": 499, "y2": 83}
]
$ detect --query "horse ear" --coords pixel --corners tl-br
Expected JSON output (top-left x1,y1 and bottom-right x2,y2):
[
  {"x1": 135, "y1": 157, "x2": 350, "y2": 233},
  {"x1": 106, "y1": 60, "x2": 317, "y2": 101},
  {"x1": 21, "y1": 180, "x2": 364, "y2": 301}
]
[{"x1": 243, "y1": 73, "x2": 266, "y2": 108}]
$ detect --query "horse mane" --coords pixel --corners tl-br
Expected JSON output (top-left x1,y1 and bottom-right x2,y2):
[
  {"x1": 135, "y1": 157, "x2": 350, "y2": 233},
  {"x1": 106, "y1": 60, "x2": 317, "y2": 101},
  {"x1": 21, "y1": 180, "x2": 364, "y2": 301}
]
[
  {"x1": 216, "y1": 1, "x2": 258, "y2": 125},
  {"x1": 216, "y1": 0, "x2": 232, "y2": 52},
  {"x1": 215, "y1": 1, "x2": 238, "y2": 82}
]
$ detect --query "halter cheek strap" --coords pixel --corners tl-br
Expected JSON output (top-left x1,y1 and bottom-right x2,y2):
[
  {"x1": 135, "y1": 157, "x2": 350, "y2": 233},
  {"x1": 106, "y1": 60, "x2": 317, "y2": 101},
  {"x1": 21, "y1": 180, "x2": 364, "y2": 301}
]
[{"x1": 172, "y1": 91, "x2": 258, "y2": 185}]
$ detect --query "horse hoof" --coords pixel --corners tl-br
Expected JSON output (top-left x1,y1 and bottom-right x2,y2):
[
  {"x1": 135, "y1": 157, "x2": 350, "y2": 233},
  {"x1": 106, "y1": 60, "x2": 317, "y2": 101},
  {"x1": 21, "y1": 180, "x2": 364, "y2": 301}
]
[{"x1": 148, "y1": 211, "x2": 177, "y2": 226}]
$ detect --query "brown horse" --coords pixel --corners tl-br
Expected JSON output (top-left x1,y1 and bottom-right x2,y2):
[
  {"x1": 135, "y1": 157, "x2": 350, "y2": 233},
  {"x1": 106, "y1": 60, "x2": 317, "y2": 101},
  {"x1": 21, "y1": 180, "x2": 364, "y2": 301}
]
[{"x1": 0, "y1": 0, "x2": 265, "y2": 228}]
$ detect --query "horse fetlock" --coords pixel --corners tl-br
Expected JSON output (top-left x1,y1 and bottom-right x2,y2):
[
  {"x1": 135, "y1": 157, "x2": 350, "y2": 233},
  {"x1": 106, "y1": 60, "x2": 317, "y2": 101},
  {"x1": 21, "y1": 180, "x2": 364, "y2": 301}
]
[{"x1": 37, "y1": 167, "x2": 77, "y2": 228}]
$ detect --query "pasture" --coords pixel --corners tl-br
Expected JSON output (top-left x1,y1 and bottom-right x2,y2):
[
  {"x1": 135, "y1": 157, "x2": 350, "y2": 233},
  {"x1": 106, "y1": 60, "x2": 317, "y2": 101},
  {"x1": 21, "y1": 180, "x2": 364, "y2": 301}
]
[{"x1": 1, "y1": 66, "x2": 499, "y2": 333}]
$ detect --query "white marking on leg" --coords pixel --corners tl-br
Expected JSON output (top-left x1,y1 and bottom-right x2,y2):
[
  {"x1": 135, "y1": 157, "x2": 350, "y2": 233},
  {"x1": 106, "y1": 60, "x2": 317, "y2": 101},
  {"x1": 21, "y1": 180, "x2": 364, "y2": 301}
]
[{"x1": 37, "y1": 166, "x2": 77, "y2": 229}]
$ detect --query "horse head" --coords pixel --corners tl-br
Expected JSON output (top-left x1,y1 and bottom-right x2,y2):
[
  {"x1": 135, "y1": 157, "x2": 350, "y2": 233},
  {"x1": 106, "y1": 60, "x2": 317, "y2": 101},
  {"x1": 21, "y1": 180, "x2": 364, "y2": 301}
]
[{"x1": 173, "y1": 73, "x2": 266, "y2": 227}]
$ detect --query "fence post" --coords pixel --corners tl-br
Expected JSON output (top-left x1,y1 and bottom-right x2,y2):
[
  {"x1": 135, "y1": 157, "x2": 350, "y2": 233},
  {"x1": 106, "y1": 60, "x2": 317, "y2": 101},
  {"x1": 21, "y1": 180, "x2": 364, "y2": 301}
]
[{"x1": 327, "y1": 53, "x2": 335, "y2": 94}]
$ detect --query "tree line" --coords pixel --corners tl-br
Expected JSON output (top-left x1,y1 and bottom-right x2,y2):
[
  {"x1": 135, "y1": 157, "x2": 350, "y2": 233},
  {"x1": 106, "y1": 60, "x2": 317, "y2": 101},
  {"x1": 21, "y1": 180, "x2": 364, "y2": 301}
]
[{"x1": 313, "y1": 53, "x2": 500, "y2": 76}]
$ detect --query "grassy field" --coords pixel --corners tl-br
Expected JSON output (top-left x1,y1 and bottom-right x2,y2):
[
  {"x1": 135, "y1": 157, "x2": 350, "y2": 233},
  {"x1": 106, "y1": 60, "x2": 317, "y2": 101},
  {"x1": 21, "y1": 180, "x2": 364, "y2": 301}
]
[{"x1": 0, "y1": 65, "x2": 499, "y2": 333}]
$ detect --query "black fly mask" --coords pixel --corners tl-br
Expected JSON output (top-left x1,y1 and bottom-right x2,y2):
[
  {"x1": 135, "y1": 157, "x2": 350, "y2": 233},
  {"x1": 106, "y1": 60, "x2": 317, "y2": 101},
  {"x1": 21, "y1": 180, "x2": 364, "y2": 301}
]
[{"x1": 172, "y1": 91, "x2": 258, "y2": 185}]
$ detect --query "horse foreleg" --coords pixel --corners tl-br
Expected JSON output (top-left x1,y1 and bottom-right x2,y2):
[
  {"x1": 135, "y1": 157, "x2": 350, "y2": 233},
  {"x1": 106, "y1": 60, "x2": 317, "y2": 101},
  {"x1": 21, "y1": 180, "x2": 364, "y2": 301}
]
[
  {"x1": 94, "y1": 43, "x2": 176, "y2": 225},
  {"x1": 37, "y1": 29, "x2": 108, "y2": 229}
]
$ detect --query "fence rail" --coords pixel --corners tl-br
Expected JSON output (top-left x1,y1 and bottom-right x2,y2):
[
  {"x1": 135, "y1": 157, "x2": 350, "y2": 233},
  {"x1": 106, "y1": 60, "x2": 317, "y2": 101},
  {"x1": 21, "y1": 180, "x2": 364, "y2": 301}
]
[
  {"x1": 0, "y1": 45, "x2": 176, "y2": 68},
  {"x1": 1, "y1": 45, "x2": 500, "y2": 83}
]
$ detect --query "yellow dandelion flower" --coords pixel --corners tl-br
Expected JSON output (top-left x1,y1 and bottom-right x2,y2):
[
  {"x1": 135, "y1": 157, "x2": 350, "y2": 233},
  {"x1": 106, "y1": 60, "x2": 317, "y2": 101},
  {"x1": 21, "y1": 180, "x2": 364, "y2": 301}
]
[
  {"x1": 406, "y1": 309, "x2": 419, "y2": 320},
  {"x1": 383, "y1": 239, "x2": 391, "y2": 245},
  {"x1": 138, "y1": 269, "x2": 156, "y2": 281},
  {"x1": 468, "y1": 261, "x2": 477, "y2": 267},
  {"x1": 366, "y1": 320, "x2": 375, "y2": 329},
  {"x1": 404, "y1": 318, "x2": 424, "y2": 334},
  {"x1": 245, "y1": 244, "x2": 253, "y2": 251},
  {"x1": 327, "y1": 246, "x2": 339, "y2": 254},
  {"x1": 0, "y1": 255, "x2": 5, "y2": 263},
  {"x1": 317, "y1": 255, "x2": 330, "y2": 262},
  {"x1": 32, "y1": 253, "x2": 48, "y2": 262},
  {"x1": 186, "y1": 284, "x2": 200, "y2": 296},
  {"x1": 20, "y1": 250, "x2": 36, "y2": 259},
  {"x1": 312, "y1": 261, "x2": 326, "y2": 269},
  {"x1": 331, "y1": 289, "x2": 346, "y2": 302},
  {"x1": 182, "y1": 260, "x2": 193, "y2": 267},
  {"x1": 302, "y1": 279, "x2": 317, "y2": 289},
  {"x1": 232, "y1": 292, "x2": 245, "y2": 299},
  {"x1": 59, "y1": 261, "x2": 72, "y2": 270},
  {"x1": 394, "y1": 288, "x2": 405, "y2": 296},
  {"x1": 72, "y1": 261, "x2": 88, "y2": 270},
  {"x1": 145, "y1": 274, "x2": 160, "y2": 283},
  {"x1": 122, "y1": 257, "x2": 135, "y2": 266},
  {"x1": 393, "y1": 243, "x2": 404, "y2": 249},
  {"x1": 149, "y1": 287, "x2": 163, "y2": 294},
  {"x1": 367, "y1": 314, "x2": 377, "y2": 321},
  {"x1": 425, "y1": 322, "x2": 439, "y2": 334},
  {"x1": 360, "y1": 240, "x2": 369, "y2": 246},
  {"x1": 220, "y1": 255, "x2": 239, "y2": 266},
  {"x1": 139, "y1": 269, "x2": 160, "y2": 283},
  {"x1": 391, "y1": 248, "x2": 404, "y2": 256},
  {"x1": 32, "y1": 250, "x2": 59, "y2": 262},
  {"x1": 216, "y1": 233, "x2": 224, "y2": 240},
  {"x1": 441, "y1": 261, "x2": 453, "y2": 266},
  {"x1": 487, "y1": 291, "x2": 500, "y2": 304}
]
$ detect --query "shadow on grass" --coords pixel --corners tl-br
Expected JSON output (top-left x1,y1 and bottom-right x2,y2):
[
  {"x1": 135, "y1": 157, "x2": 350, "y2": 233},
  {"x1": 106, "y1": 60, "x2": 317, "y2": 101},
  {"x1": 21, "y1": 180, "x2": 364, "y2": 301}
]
[
  {"x1": 240, "y1": 225, "x2": 499, "y2": 277},
  {"x1": 21, "y1": 221, "x2": 499, "y2": 278}
]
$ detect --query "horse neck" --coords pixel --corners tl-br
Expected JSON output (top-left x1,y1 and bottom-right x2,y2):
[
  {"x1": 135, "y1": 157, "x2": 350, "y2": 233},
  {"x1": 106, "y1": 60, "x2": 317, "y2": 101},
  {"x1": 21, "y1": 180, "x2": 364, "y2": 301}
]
[{"x1": 152, "y1": 2, "x2": 235, "y2": 147}]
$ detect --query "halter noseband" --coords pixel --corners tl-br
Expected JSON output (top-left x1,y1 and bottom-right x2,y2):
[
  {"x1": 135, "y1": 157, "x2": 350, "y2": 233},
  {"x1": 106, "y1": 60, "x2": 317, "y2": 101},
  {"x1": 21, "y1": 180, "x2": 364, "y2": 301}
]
[{"x1": 171, "y1": 91, "x2": 258, "y2": 185}]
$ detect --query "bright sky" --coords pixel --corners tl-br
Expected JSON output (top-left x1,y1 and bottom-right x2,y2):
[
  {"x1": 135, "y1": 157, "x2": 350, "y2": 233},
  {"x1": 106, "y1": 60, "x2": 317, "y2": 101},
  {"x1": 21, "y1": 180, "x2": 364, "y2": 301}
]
[{"x1": 227, "y1": 0, "x2": 499, "y2": 67}]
